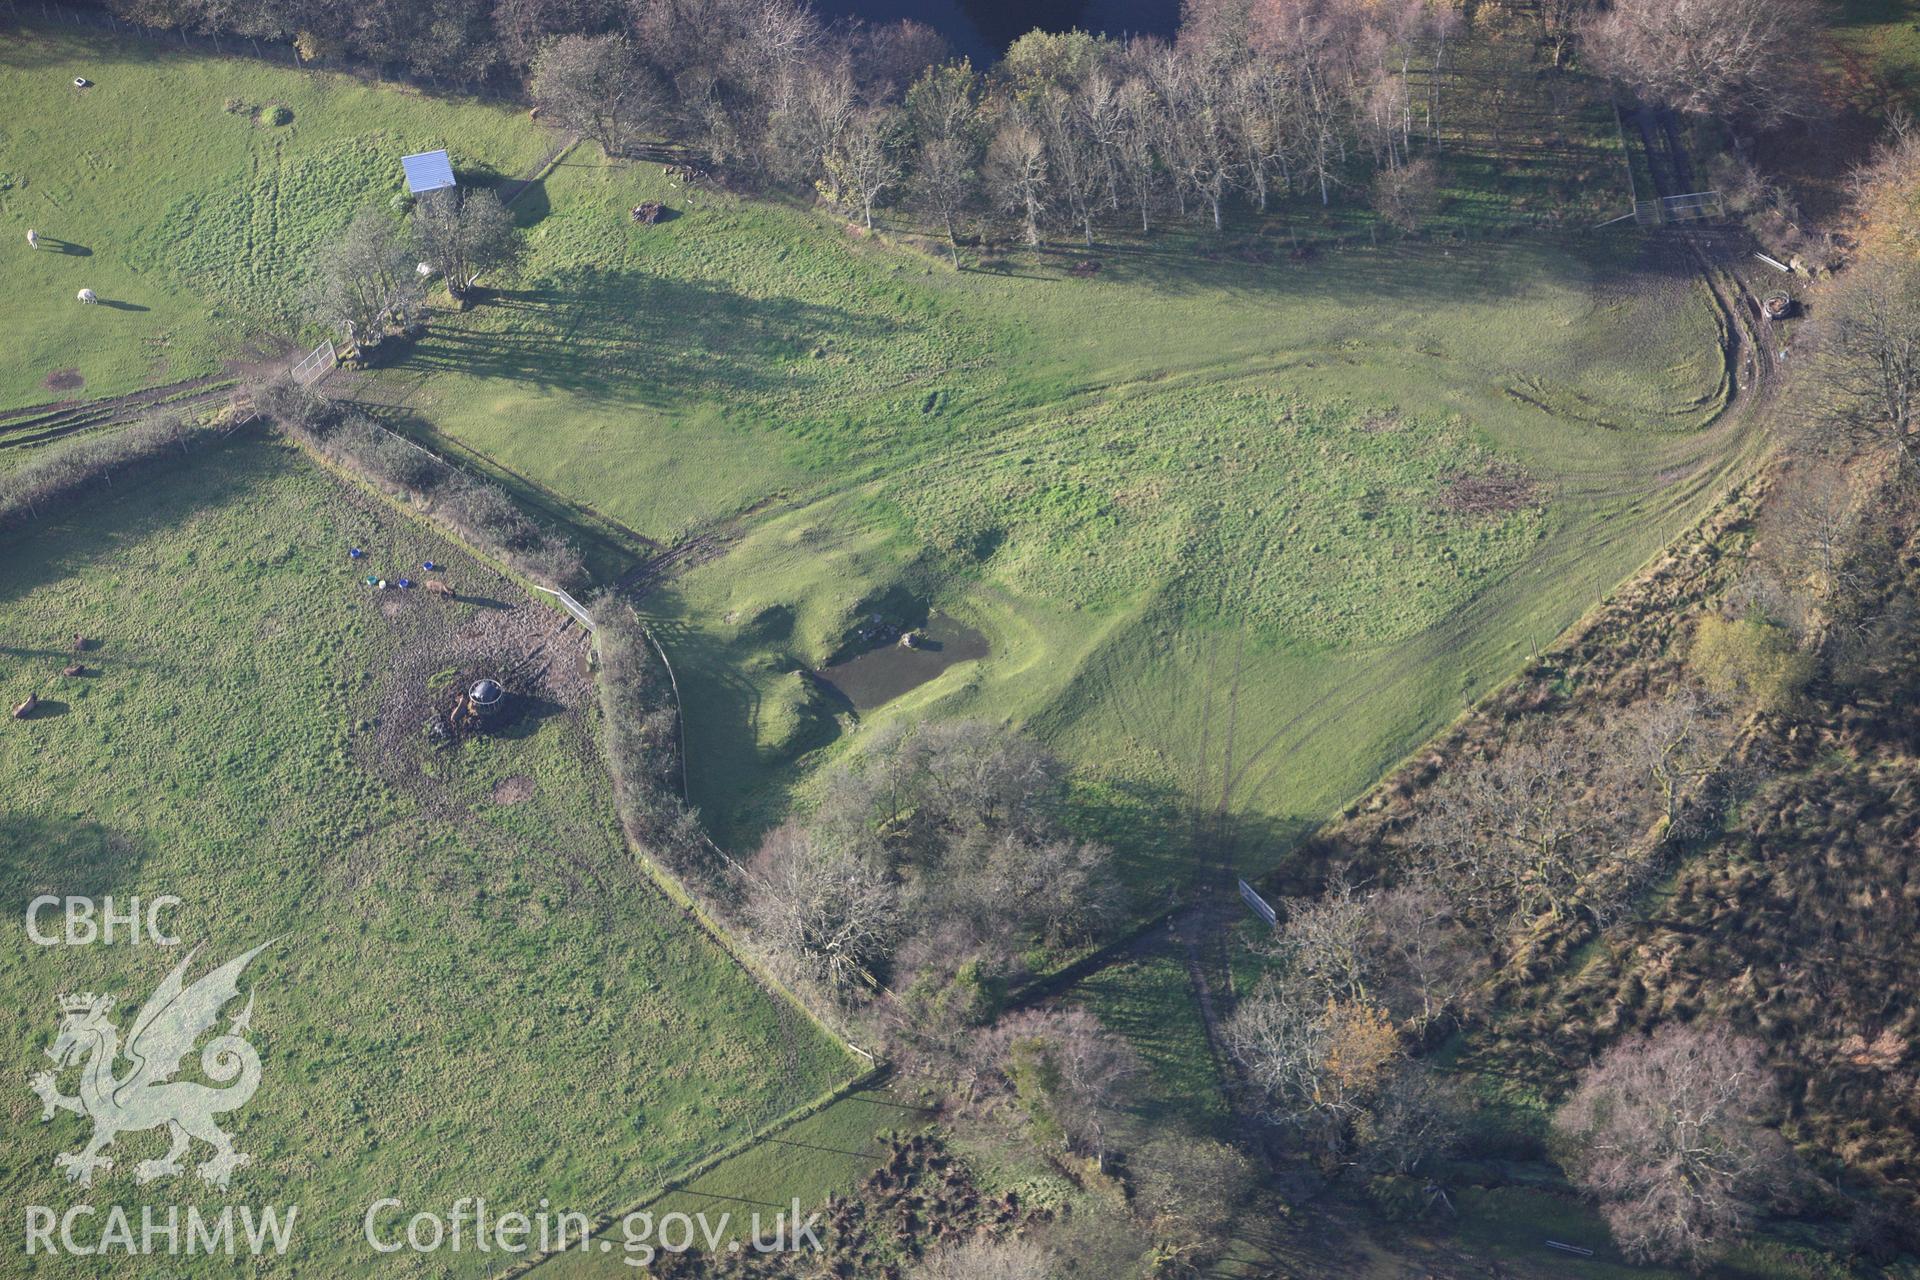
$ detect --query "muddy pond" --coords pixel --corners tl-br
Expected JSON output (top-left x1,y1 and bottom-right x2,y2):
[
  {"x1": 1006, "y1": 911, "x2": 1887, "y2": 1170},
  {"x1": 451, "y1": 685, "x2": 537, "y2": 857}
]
[{"x1": 814, "y1": 613, "x2": 989, "y2": 711}]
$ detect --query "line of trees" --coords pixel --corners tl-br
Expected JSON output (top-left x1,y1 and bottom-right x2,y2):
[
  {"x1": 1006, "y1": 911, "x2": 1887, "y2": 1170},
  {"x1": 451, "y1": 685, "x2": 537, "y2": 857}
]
[
  {"x1": 105, "y1": 0, "x2": 1496, "y2": 249},
  {"x1": 105, "y1": 0, "x2": 1837, "y2": 258},
  {"x1": 526, "y1": 2, "x2": 1474, "y2": 249}
]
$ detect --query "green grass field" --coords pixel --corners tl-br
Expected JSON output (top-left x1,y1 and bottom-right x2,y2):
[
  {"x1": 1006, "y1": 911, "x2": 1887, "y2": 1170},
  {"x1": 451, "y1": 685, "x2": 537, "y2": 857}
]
[
  {"x1": 1834, "y1": 0, "x2": 1920, "y2": 112},
  {"x1": 0, "y1": 20, "x2": 1768, "y2": 899},
  {"x1": 1075, "y1": 946, "x2": 1233, "y2": 1140},
  {"x1": 0, "y1": 20, "x2": 1790, "y2": 1270},
  {"x1": 536, "y1": 1084, "x2": 936, "y2": 1274},
  {"x1": 0, "y1": 437, "x2": 853, "y2": 1276},
  {"x1": 0, "y1": 22, "x2": 547, "y2": 406}
]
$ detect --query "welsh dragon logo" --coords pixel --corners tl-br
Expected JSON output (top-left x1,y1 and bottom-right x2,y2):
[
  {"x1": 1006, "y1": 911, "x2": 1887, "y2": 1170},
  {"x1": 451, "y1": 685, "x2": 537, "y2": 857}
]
[{"x1": 29, "y1": 941, "x2": 274, "y2": 1191}]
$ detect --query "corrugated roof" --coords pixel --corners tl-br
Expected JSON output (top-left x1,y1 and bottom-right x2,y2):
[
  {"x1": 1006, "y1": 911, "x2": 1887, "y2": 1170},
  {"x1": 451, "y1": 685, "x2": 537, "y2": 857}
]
[{"x1": 401, "y1": 150, "x2": 456, "y2": 194}]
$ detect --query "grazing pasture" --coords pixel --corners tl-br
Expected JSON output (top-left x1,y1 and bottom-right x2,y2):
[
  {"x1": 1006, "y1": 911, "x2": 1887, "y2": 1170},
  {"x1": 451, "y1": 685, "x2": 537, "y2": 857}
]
[
  {"x1": 402, "y1": 148, "x2": 1751, "y2": 874},
  {"x1": 0, "y1": 20, "x2": 1765, "y2": 896},
  {"x1": 0, "y1": 22, "x2": 544, "y2": 407},
  {"x1": 0, "y1": 14, "x2": 1803, "y2": 1276},
  {"x1": 0, "y1": 437, "x2": 853, "y2": 1276},
  {"x1": 1834, "y1": 0, "x2": 1920, "y2": 113}
]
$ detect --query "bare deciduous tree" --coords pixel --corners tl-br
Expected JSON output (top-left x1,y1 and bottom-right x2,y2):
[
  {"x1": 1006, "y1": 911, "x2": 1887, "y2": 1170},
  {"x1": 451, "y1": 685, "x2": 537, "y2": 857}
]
[
  {"x1": 911, "y1": 719, "x2": 1061, "y2": 839},
  {"x1": 1034, "y1": 82, "x2": 1108, "y2": 246},
  {"x1": 1226, "y1": 61, "x2": 1292, "y2": 214},
  {"x1": 1112, "y1": 68, "x2": 1165, "y2": 232},
  {"x1": 772, "y1": 58, "x2": 857, "y2": 186},
  {"x1": 1130, "y1": 1134, "x2": 1255, "y2": 1269},
  {"x1": 1767, "y1": 462, "x2": 1869, "y2": 610},
  {"x1": 727, "y1": 0, "x2": 821, "y2": 120},
  {"x1": 1814, "y1": 260, "x2": 1920, "y2": 481},
  {"x1": 1582, "y1": 0, "x2": 1820, "y2": 125},
  {"x1": 1405, "y1": 728, "x2": 1649, "y2": 931},
  {"x1": 983, "y1": 836, "x2": 1121, "y2": 948},
  {"x1": 1146, "y1": 45, "x2": 1239, "y2": 229},
  {"x1": 1359, "y1": 1061, "x2": 1465, "y2": 1175},
  {"x1": 529, "y1": 33, "x2": 657, "y2": 156},
  {"x1": 912, "y1": 135, "x2": 976, "y2": 263},
  {"x1": 986, "y1": 1007, "x2": 1142, "y2": 1169},
  {"x1": 493, "y1": 0, "x2": 624, "y2": 73},
  {"x1": 987, "y1": 120, "x2": 1049, "y2": 246},
  {"x1": 1226, "y1": 986, "x2": 1398, "y2": 1155},
  {"x1": 1847, "y1": 121, "x2": 1920, "y2": 257},
  {"x1": 746, "y1": 822, "x2": 900, "y2": 997},
  {"x1": 308, "y1": 208, "x2": 424, "y2": 349},
  {"x1": 1553, "y1": 1023, "x2": 1798, "y2": 1267},
  {"x1": 912, "y1": 1236, "x2": 1057, "y2": 1280},
  {"x1": 825, "y1": 106, "x2": 905, "y2": 229},
  {"x1": 1248, "y1": 0, "x2": 1368, "y2": 206},
  {"x1": 1538, "y1": 0, "x2": 1597, "y2": 70},
  {"x1": 412, "y1": 189, "x2": 521, "y2": 299},
  {"x1": 907, "y1": 60, "x2": 983, "y2": 262},
  {"x1": 1618, "y1": 688, "x2": 1726, "y2": 835}
]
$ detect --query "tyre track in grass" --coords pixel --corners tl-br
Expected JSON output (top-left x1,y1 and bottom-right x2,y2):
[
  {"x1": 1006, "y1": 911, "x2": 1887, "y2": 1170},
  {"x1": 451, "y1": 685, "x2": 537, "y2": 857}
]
[{"x1": 1019, "y1": 225, "x2": 1780, "y2": 1199}]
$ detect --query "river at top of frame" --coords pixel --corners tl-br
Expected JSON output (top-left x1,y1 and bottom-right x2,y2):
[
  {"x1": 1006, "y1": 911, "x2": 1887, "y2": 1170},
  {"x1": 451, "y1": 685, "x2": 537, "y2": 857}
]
[{"x1": 820, "y1": 0, "x2": 1180, "y2": 65}]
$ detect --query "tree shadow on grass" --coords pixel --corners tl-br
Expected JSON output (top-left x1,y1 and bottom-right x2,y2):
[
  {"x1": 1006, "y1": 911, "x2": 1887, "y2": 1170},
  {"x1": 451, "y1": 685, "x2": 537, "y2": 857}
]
[
  {"x1": 0, "y1": 436, "x2": 281, "y2": 611},
  {"x1": 391, "y1": 269, "x2": 895, "y2": 405},
  {"x1": 1030, "y1": 222, "x2": 1701, "y2": 310},
  {"x1": 632, "y1": 600, "x2": 805, "y2": 852},
  {"x1": 0, "y1": 813, "x2": 152, "y2": 904},
  {"x1": 504, "y1": 179, "x2": 550, "y2": 227},
  {"x1": 1067, "y1": 774, "x2": 1318, "y2": 912}
]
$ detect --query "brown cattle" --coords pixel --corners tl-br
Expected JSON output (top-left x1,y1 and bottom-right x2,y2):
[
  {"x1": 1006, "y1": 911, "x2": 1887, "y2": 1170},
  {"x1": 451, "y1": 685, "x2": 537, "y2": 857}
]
[{"x1": 12, "y1": 694, "x2": 38, "y2": 719}]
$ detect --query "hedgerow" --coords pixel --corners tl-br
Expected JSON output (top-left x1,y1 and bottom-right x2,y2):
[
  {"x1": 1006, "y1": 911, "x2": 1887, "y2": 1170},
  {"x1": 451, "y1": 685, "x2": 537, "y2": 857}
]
[
  {"x1": 257, "y1": 380, "x2": 586, "y2": 588},
  {"x1": 0, "y1": 414, "x2": 199, "y2": 532},
  {"x1": 589, "y1": 595, "x2": 732, "y2": 896}
]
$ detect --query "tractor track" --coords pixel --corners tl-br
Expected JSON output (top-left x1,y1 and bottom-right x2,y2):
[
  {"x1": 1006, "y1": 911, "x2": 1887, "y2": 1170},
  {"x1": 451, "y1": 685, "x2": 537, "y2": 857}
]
[
  {"x1": 1013, "y1": 204, "x2": 1784, "y2": 1186},
  {"x1": 0, "y1": 376, "x2": 236, "y2": 451}
]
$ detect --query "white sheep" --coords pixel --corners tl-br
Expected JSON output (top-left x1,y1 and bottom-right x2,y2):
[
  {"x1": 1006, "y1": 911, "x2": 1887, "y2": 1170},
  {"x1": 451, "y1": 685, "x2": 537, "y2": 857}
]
[
  {"x1": 77, "y1": 288, "x2": 97, "y2": 304},
  {"x1": 26, "y1": 229, "x2": 37, "y2": 249}
]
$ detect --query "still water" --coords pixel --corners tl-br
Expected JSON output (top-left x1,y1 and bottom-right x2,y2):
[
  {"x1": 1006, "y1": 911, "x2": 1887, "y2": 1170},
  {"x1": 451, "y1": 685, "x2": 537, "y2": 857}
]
[
  {"x1": 823, "y1": 0, "x2": 1181, "y2": 62},
  {"x1": 814, "y1": 613, "x2": 990, "y2": 711}
]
